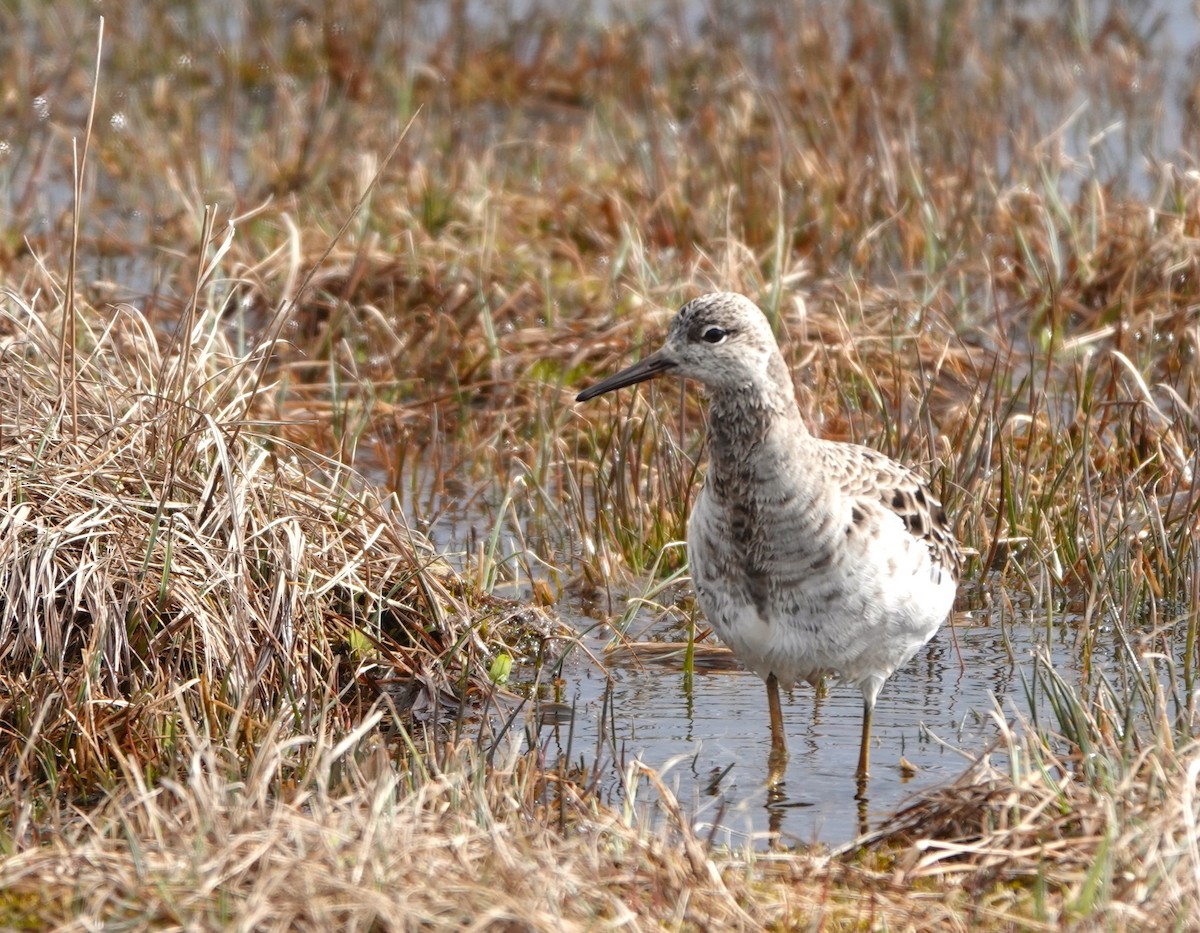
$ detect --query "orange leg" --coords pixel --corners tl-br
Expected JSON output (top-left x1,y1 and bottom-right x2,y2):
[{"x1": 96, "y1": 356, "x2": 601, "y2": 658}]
[
  {"x1": 766, "y1": 673, "x2": 788, "y2": 784},
  {"x1": 856, "y1": 697, "x2": 873, "y2": 782}
]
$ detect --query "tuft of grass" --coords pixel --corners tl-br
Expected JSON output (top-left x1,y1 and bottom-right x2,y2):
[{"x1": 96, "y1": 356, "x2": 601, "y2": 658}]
[{"x1": 0, "y1": 259, "x2": 560, "y2": 806}]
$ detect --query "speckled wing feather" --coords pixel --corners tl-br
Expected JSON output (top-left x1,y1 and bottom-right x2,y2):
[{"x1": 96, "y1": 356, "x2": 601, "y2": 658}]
[{"x1": 831, "y1": 445, "x2": 963, "y2": 586}]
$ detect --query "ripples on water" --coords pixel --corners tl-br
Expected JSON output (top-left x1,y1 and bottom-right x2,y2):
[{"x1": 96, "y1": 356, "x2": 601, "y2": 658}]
[{"x1": 530, "y1": 606, "x2": 1070, "y2": 846}]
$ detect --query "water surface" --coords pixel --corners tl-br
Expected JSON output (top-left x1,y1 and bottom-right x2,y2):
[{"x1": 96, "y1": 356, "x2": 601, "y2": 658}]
[{"x1": 533, "y1": 604, "x2": 1059, "y2": 846}]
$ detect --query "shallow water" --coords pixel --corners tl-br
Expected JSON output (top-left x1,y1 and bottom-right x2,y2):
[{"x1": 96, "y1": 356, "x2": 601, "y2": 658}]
[{"x1": 532, "y1": 605, "x2": 1063, "y2": 846}]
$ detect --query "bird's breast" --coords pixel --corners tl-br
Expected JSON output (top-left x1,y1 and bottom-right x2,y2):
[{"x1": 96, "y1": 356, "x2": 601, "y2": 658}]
[{"x1": 685, "y1": 474, "x2": 953, "y2": 689}]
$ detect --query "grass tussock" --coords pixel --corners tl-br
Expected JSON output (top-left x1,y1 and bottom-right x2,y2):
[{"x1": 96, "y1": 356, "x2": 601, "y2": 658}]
[
  {"x1": 3, "y1": 0, "x2": 1200, "y2": 928},
  {"x1": 7, "y1": 699, "x2": 1199, "y2": 931},
  {"x1": 0, "y1": 274, "x2": 553, "y2": 809}
]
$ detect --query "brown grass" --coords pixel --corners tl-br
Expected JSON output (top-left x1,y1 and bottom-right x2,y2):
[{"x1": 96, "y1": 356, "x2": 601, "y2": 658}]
[{"x1": 0, "y1": 269, "x2": 561, "y2": 801}]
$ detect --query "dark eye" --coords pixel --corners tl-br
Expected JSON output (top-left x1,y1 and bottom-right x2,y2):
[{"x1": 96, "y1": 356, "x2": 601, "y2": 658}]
[{"x1": 701, "y1": 326, "x2": 728, "y2": 344}]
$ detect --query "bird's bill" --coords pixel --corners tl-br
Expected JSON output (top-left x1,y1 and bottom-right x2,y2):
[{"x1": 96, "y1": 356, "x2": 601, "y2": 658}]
[{"x1": 575, "y1": 350, "x2": 677, "y2": 402}]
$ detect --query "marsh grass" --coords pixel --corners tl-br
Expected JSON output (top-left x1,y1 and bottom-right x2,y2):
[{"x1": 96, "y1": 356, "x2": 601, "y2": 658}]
[
  {"x1": 0, "y1": 263, "x2": 561, "y2": 789},
  {"x1": 4, "y1": 0, "x2": 1200, "y2": 928}
]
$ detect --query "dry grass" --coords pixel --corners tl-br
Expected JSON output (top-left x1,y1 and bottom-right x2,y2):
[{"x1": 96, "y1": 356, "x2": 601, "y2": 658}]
[
  {"x1": 0, "y1": 734, "x2": 771, "y2": 931},
  {"x1": 5, "y1": 690, "x2": 1198, "y2": 931},
  {"x1": 3, "y1": 0, "x2": 1200, "y2": 929},
  {"x1": 0, "y1": 260, "x2": 560, "y2": 810}
]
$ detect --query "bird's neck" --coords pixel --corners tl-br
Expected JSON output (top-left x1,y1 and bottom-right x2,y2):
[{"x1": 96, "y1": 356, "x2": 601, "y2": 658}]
[{"x1": 704, "y1": 354, "x2": 810, "y2": 478}]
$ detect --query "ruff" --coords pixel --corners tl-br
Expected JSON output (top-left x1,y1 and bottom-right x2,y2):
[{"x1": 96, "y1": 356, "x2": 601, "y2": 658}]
[{"x1": 577, "y1": 292, "x2": 962, "y2": 782}]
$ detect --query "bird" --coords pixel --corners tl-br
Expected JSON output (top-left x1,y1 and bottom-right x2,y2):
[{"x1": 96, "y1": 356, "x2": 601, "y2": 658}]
[{"x1": 576, "y1": 292, "x2": 961, "y2": 786}]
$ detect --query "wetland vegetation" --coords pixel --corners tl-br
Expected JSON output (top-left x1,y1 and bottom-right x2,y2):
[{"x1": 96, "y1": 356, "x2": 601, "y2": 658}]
[{"x1": 2, "y1": 0, "x2": 1200, "y2": 928}]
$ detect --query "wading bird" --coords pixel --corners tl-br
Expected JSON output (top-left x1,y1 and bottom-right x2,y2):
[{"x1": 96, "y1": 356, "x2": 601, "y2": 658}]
[{"x1": 576, "y1": 292, "x2": 961, "y2": 787}]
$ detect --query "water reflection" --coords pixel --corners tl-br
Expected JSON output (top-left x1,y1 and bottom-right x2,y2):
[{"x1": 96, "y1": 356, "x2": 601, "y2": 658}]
[{"x1": 534, "y1": 612, "x2": 1064, "y2": 846}]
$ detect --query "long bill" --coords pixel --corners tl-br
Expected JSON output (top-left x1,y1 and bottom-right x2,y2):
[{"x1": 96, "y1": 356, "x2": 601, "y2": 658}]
[{"x1": 575, "y1": 350, "x2": 676, "y2": 402}]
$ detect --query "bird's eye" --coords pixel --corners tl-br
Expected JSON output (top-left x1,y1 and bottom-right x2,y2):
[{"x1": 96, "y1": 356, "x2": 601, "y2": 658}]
[{"x1": 701, "y1": 326, "x2": 728, "y2": 344}]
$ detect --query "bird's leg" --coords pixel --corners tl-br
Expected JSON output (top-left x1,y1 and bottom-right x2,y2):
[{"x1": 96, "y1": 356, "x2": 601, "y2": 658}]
[
  {"x1": 766, "y1": 672, "x2": 788, "y2": 784},
  {"x1": 855, "y1": 696, "x2": 873, "y2": 796}
]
